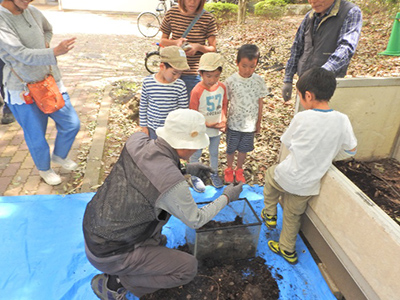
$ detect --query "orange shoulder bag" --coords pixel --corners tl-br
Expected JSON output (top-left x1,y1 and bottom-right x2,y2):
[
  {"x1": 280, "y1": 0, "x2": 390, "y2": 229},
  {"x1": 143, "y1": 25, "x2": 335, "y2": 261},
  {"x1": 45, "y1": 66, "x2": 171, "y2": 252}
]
[{"x1": 11, "y1": 68, "x2": 65, "y2": 114}]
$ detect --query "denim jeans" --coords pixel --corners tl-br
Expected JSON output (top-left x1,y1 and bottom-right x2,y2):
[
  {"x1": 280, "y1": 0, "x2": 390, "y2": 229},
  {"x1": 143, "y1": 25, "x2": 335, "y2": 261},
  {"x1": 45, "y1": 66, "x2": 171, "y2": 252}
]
[
  {"x1": 148, "y1": 127, "x2": 157, "y2": 140},
  {"x1": 8, "y1": 92, "x2": 80, "y2": 171},
  {"x1": 180, "y1": 75, "x2": 201, "y2": 98},
  {"x1": 189, "y1": 135, "x2": 221, "y2": 171}
]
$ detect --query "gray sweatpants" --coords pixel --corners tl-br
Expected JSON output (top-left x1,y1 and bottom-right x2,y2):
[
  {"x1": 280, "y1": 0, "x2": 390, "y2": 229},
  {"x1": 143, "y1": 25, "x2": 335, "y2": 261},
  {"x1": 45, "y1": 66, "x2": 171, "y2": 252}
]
[{"x1": 85, "y1": 238, "x2": 198, "y2": 298}]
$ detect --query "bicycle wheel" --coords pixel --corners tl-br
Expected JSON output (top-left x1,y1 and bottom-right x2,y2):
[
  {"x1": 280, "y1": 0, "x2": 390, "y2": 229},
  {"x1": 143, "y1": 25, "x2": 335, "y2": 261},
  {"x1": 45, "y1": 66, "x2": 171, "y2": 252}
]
[
  {"x1": 137, "y1": 12, "x2": 160, "y2": 38},
  {"x1": 156, "y1": 2, "x2": 167, "y2": 17},
  {"x1": 145, "y1": 51, "x2": 161, "y2": 74}
]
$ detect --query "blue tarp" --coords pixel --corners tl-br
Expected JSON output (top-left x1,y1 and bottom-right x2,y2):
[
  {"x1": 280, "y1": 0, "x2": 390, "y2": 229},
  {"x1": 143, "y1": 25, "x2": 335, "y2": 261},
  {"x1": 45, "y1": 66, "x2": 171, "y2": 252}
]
[{"x1": 0, "y1": 185, "x2": 336, "y2": 300}]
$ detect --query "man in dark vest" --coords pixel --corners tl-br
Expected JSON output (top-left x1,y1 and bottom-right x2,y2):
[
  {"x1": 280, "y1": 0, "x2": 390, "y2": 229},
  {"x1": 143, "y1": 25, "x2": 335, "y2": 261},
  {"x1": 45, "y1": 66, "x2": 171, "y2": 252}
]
[
  {"x1": 83, "y1": 109, "x2": 243, "y2": 300},
  {"x1": 282, "y1": 0, "x2": 362, "y2": 102}
]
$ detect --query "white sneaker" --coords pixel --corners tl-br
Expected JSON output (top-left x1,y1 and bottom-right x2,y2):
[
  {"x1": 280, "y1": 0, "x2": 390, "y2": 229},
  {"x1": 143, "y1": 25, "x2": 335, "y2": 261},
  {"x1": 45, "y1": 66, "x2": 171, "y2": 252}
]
[
  {"x1": 39, "y1": 169, "x2": 62, "y2": 186},
  {"x1": 52, "y1": 154, "x2": 78, "y2": 171}
]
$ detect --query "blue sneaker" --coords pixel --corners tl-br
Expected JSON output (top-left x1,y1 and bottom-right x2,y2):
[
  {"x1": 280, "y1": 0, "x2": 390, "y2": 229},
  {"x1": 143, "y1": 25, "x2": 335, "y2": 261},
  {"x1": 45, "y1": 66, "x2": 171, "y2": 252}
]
[
  {"x1": 210, "y1": 173, "x2": 224, "y2": 188},
  {"x1": 191, "y1": 176, "x2": 205, "y2": 193}
]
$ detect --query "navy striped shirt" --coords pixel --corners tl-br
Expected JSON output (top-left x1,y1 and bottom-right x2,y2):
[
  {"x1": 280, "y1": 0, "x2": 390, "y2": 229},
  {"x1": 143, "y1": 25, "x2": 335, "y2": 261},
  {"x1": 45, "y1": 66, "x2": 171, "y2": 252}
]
[{"x1": 139, "y1": 75, "x2": 189, "y2": 130}]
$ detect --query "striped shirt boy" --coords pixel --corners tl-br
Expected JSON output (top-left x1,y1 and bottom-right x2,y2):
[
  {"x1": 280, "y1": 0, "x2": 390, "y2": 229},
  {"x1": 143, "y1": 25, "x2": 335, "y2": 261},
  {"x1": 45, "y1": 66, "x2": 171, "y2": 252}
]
[{"x1": 139, "y1": 75, "x2": 188, "y2": 131}]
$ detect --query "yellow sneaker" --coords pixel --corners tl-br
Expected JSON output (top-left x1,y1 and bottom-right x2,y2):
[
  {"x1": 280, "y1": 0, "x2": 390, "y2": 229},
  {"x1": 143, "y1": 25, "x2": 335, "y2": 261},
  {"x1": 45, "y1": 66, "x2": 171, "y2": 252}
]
[
  {"x1": 268, "y1": 240, "x2": 298, "y2": 265},
  {"x1": 261, "y1": 208, "x2": 277, "y2": 229}
]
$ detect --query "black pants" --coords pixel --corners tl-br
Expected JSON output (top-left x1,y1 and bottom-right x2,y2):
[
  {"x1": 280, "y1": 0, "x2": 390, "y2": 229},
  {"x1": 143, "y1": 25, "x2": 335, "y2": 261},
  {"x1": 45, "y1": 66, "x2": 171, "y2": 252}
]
[{"x1": 0, "y1": 59, "x2": 12, "y2": 115}]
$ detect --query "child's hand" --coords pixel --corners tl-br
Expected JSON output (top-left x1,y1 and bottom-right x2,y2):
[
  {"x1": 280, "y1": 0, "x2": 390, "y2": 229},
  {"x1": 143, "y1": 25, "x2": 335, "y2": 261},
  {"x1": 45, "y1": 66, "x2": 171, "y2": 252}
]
[
  {"x1": 214, "y1": 121, "x2": 226, "y2": 130},
  {"x1": 206, "y1": 121, "x2": 218, "y2": 128},
  {"x1": 219, "y1": 120, "x2": 227, "y2": 128},
  {"x1": 140, "y1": 127, "x2": 149, "y2": 136},
  {"x1": 255, "y1": 123, "x2": 261, "y2": 134}
]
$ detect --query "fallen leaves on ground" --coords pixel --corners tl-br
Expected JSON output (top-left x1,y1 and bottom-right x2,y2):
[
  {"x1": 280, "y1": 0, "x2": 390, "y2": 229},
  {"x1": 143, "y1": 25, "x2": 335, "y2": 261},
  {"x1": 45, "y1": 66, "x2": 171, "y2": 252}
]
[{"x1": 76, "y1": 5, "x2": 400, "y2": 191}]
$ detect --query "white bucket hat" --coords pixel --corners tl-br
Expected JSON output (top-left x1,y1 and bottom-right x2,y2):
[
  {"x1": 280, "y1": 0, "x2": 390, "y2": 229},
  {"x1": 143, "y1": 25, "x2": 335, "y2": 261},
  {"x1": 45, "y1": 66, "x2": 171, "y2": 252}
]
[{"x1": 156, "y1": 109, "x2": 209, "y2": 149}]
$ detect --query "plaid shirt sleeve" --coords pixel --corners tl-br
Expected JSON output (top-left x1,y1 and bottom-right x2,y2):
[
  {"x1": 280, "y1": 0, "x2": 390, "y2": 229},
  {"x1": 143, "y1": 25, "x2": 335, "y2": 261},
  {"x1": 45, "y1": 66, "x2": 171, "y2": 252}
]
[
  {"x1": 283, "y1": 14, "x2": 309, "y2": 83},
  {"x1": 322, "y1": 6, "x2": 362, "y2": 73}
]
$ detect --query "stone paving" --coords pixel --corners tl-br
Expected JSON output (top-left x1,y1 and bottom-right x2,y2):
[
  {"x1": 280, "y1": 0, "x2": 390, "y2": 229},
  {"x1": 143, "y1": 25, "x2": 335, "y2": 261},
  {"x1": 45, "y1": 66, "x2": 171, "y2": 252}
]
[{"x1": 0, "y1": 4, "x2": 157, "y2": 196}]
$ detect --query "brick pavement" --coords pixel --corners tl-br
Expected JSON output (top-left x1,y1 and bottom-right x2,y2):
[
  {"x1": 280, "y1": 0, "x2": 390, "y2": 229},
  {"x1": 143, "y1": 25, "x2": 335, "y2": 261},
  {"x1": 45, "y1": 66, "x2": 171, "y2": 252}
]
[{"x1": 0, "y1": 4, "x2": 157, "y2": 196}]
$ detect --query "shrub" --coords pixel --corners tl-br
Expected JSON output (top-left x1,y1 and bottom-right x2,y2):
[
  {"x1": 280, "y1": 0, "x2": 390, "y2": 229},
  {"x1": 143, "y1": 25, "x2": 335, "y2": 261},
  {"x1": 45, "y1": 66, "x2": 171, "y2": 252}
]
[
  {"x1": 204, "y1": 2, "x2": 238, "y2": 21},
  {"x1": 254, "y1": 0, "x2": 287, "y2": 18}
]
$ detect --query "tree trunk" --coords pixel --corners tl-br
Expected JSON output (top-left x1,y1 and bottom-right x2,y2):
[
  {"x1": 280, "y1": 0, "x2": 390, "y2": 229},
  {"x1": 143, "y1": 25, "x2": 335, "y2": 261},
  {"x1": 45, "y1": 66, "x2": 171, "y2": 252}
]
[{"x1": 237, "y1": 0, "x2": 248, "y2": 24}]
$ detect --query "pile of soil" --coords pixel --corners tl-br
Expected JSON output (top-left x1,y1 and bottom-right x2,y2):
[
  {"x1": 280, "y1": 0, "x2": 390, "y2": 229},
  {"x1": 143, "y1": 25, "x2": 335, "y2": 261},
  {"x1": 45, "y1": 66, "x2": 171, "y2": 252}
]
[
  {"x1": 142, "y1": 247, "x2": 280, "y2": 300},
  {"x1": 142, "y1": 217, "x2": 280, "y2": 300},
  {"x1": 334, "y1": 158, "x2": 400, "y2": 226}
]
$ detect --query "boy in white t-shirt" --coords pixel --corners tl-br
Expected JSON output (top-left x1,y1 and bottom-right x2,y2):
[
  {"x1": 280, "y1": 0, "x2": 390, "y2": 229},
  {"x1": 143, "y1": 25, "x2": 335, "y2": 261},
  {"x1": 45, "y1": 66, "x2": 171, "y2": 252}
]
[
  {"x1": 224, "y1": 44, "x2": 269, "y2": 184},
  {"x1": 189, "y1": 52, "x2": 228, "y2": 192},
  {"x1": 262, "y1": 68, "x2": 357, "y2": 264}
]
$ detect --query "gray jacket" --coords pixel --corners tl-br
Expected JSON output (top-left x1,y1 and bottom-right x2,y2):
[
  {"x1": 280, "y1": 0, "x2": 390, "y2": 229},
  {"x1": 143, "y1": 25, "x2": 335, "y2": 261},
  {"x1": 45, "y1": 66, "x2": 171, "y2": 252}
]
[
  {"x1": 0, "y1": 5, "x2": 61, "y2": 89},
  {"x1": 83, "y1": 133, "x2": 185, "y2": 257}
]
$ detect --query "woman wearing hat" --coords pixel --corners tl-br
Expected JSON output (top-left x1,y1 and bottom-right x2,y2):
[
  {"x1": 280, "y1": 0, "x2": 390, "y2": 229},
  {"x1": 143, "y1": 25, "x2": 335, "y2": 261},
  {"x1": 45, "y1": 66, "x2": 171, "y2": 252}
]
[
  {"x1": 83, "y1": 109, "x2": 243, "y2": 300},
  {"x1": 160, "y1": 0, "x2": 217, "y2": 96}
]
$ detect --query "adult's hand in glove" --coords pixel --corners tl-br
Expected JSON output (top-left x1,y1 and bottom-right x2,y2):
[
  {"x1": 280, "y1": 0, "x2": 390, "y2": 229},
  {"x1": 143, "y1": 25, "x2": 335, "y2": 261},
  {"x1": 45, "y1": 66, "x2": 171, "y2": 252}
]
[
  {"x1": 222, "y1": 182, "x2": 244, "y2": 203},
  {"x1": 282, "y1": 82, "x2": 293, "y2": 102},
  {"x1": 185, "y1": 163, "x2": 214, "y2": 179}
]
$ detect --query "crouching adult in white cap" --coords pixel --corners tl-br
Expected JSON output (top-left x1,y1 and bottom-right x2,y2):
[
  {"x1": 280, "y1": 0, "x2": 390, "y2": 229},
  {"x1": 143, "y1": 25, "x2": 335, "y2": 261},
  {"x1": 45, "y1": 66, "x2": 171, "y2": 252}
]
[{"x1": 83, "y1": 109, "x2": 243, "y2": 300}]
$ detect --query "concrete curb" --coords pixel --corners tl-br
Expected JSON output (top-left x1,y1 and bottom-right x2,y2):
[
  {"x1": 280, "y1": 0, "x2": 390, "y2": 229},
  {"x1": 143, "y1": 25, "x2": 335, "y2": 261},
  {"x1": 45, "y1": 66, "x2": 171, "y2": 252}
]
[{"x1": 81, "y1": 85, "x2": 113, "y2": 193}]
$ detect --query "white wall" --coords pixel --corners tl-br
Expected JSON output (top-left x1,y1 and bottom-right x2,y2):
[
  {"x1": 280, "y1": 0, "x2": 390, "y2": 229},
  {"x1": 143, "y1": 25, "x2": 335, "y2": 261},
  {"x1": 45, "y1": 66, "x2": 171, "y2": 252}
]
[
  {"x1": 60, "y1": 0, "x2": 166, "y2": 13},
  {"x1": 331, "y1": 77, "x2": 400, "y2": 160}
]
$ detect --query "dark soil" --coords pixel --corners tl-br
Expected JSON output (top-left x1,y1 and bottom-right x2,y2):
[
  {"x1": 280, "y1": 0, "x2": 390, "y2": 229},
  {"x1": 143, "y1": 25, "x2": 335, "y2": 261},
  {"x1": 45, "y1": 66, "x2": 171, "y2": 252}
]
[
  {"x1": 334, "y1": 158, "x2": 400, "y2": 226},
  {"x1": 199, "y1": 216, "x2": 243, "y2": 229},
  {"x1": 142, "y1": 216, "x2": 280, "y2": 300},
  {"x1": 142, "y1": 245, "x2": 280, "y2": 300}
]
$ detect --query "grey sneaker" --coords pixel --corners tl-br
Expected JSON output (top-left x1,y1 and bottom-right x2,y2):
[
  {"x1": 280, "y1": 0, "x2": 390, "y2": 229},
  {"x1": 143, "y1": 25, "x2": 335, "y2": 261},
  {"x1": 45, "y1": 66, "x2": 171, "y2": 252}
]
[
  {"x1": 52, "y1": 154, "x2": 78, "y2": 170},
  {"x1": 210, "y1": 173, "x2": 224, "y2": 188},
  {"x1": 39, "y1": 169, "x2": 62, "y2": 186},
  {"x1": 191, "y1": 176, "x2": 205, "y2": 193},
  {"x1": 91, "y1": 273, "x2": 127, "y2": 300}
]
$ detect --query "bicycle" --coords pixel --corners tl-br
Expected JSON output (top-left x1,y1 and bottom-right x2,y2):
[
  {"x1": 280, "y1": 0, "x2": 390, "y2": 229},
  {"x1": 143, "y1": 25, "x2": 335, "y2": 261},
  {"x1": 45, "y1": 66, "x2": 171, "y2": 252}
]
[
  {"x1": 137, "y1": 0, "x2": 178, "y2": 38},
  {"x1": 144, "y1": 41, "x2": 193, "y2": 74},
  {"x1": 144, "y1": 43, "x2": 162, "y2": 74}
]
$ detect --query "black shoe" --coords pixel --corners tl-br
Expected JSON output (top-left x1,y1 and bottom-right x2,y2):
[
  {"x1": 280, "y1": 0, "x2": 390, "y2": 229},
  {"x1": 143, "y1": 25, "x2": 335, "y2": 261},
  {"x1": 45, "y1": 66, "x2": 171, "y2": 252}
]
[{"x1": 1, "y1": 113, "x2": 15, "y2": 124}]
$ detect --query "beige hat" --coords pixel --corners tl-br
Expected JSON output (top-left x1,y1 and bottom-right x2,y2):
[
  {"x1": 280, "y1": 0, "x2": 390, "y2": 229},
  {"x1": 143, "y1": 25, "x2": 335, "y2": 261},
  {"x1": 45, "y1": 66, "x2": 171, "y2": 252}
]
[
  {"x1": 160, "y1": 46, "x2": 190, "y2": 71},
  {"x1": 156, "y1": 109, "x2": 209, "y2": 150},
  {"x1": 198, "y1": 52, "x2": 223, "y2": 71}
]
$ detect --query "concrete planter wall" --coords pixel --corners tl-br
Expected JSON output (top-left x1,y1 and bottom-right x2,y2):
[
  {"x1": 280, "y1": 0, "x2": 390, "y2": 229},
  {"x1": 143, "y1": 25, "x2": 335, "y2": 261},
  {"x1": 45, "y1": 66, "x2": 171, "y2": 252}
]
[{"x1": 281, "y1": 77, "x2": 400, "y2": 300}]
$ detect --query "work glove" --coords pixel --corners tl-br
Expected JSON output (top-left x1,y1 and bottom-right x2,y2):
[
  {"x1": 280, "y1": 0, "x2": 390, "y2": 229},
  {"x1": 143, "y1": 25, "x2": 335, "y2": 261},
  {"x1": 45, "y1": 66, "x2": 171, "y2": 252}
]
[
  {"x1": 282, "y1": 82, "x2": 293, "y2": 102},
  {"x1": 222, "y1": 182, "x2": 244, "y2": 203},
  {"x1": 185, "y1": 163, "x2": 214, "y2": 179}
]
